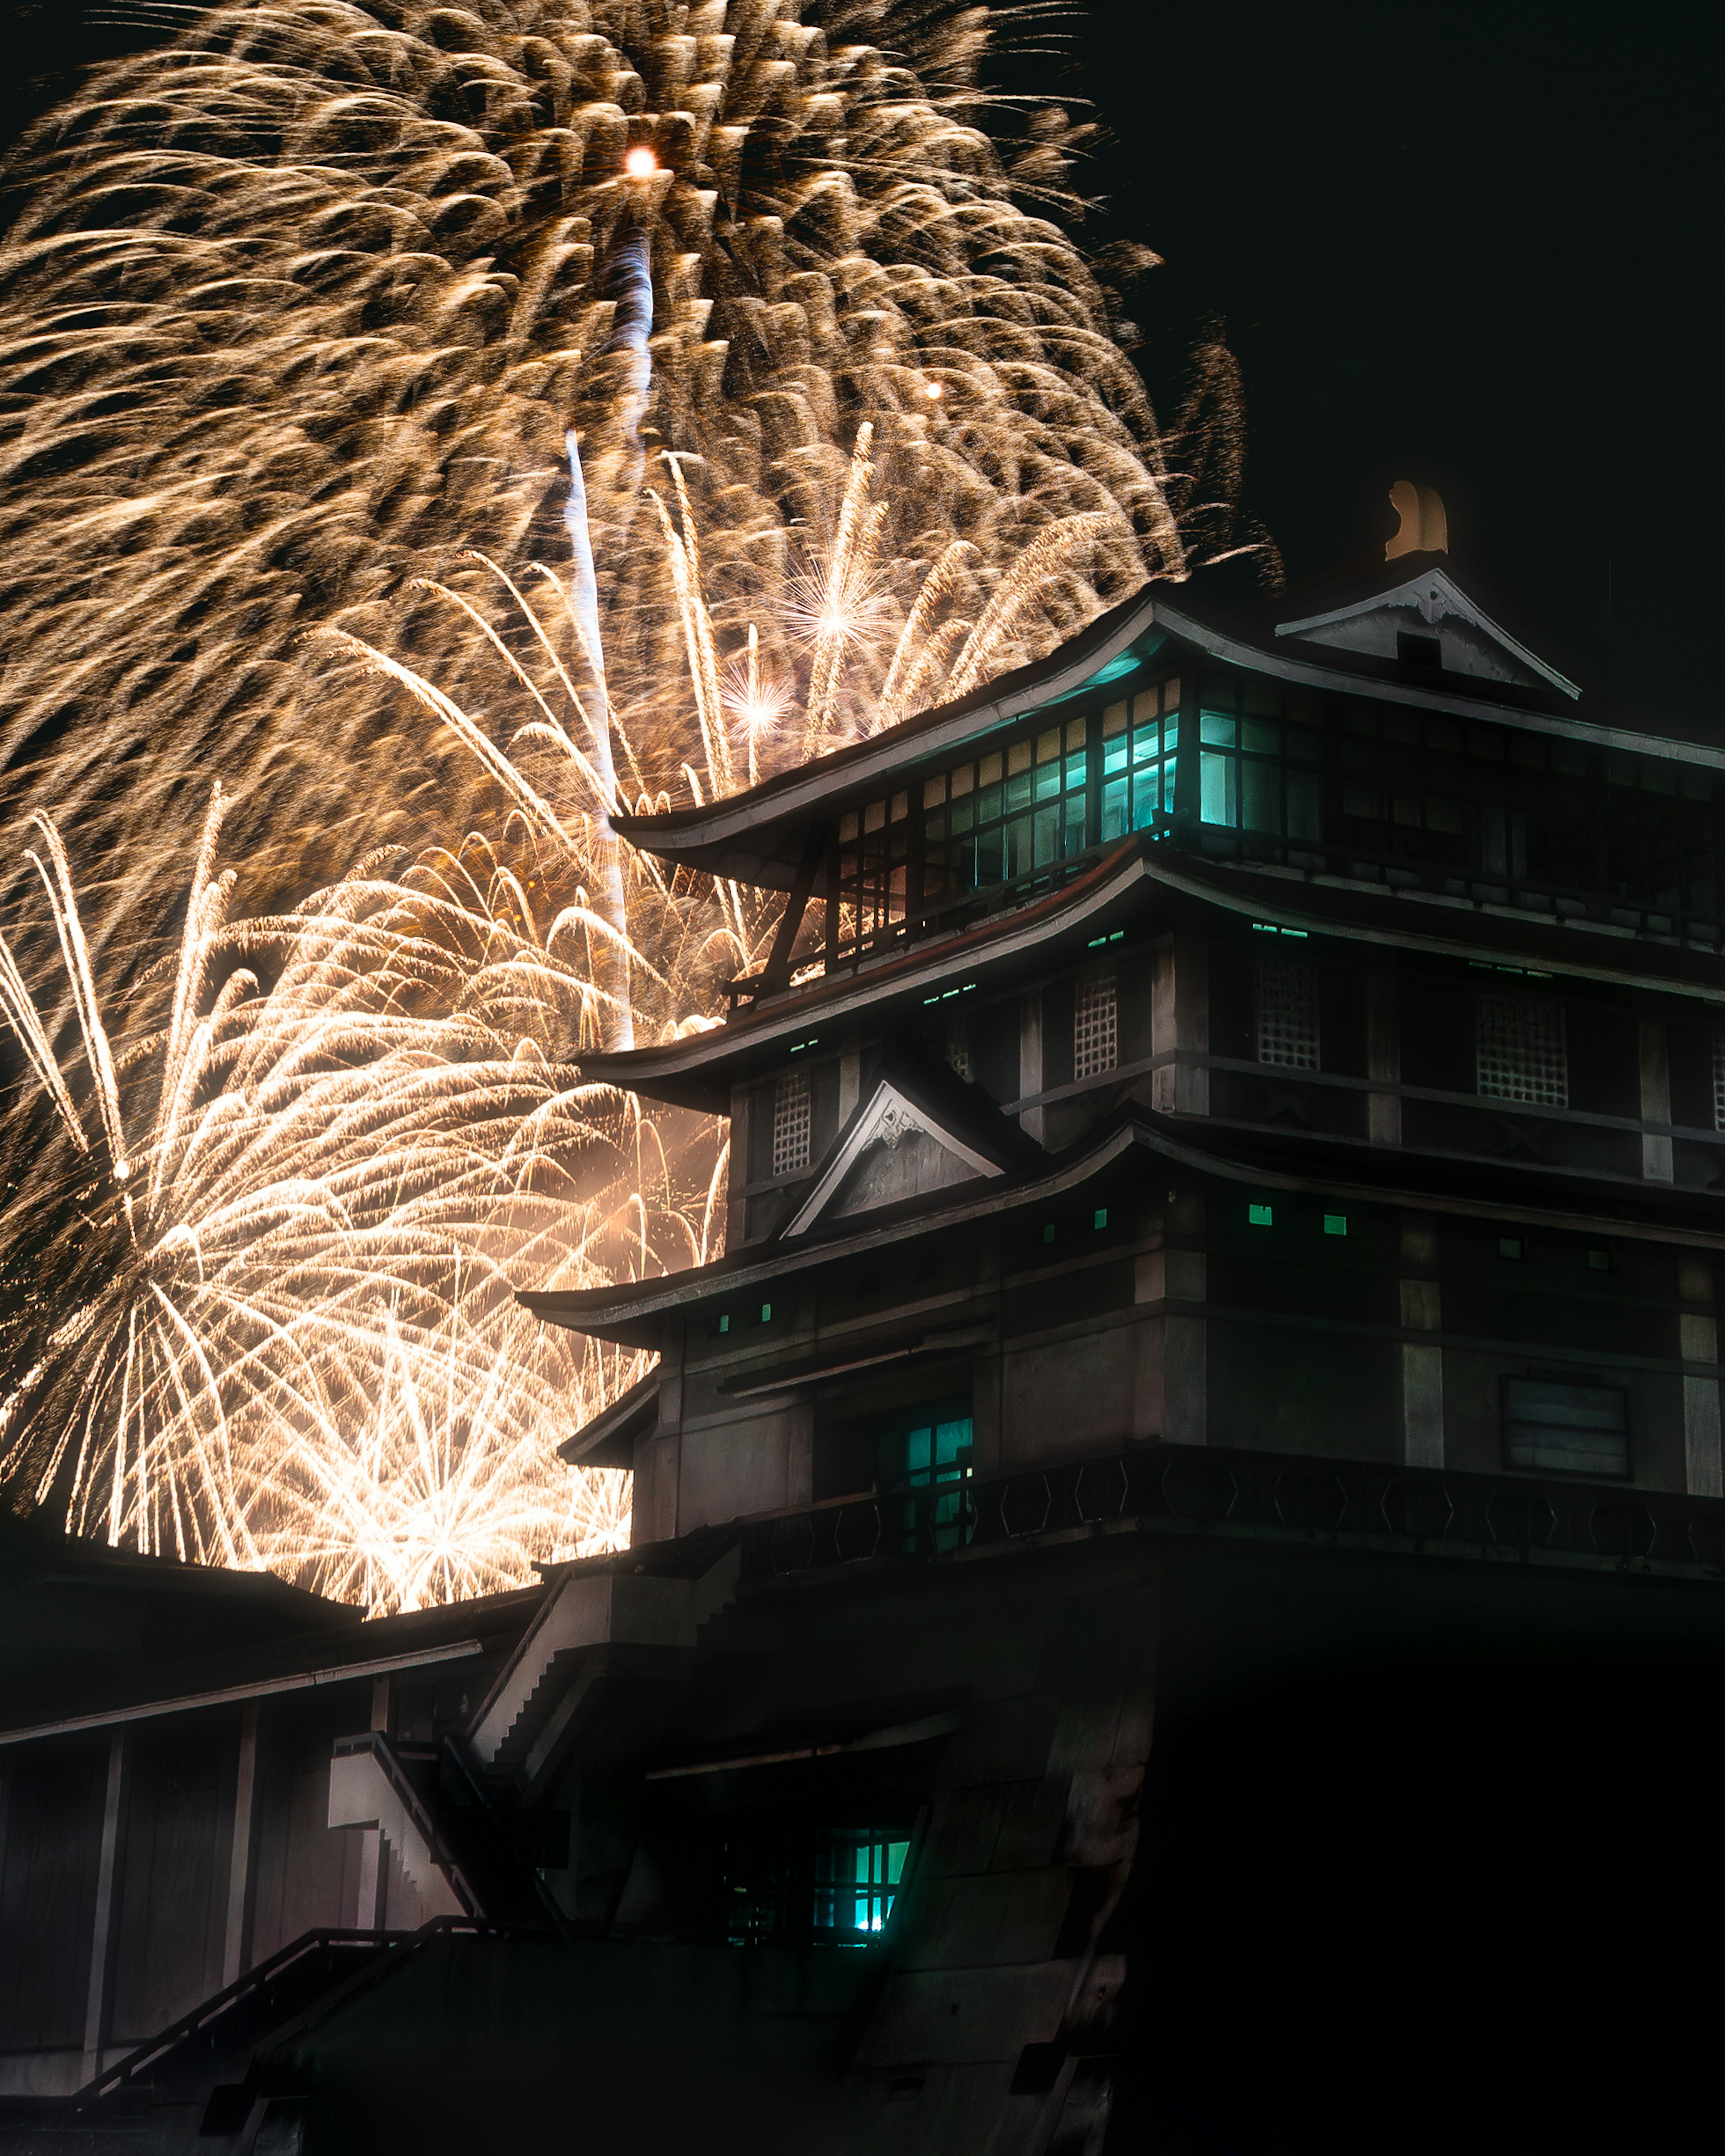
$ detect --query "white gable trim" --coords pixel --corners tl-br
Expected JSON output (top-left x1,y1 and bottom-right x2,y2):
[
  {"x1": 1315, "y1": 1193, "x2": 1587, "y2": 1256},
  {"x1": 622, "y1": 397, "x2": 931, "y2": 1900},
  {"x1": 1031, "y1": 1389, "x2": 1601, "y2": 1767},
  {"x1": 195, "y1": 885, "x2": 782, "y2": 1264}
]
[
  {"x1": 782, "y1": 1079, "x2": 1005, "y2": 1239},
  {"x1": 1274, "y1": 566, "x2": 1580, "y2": 700}
]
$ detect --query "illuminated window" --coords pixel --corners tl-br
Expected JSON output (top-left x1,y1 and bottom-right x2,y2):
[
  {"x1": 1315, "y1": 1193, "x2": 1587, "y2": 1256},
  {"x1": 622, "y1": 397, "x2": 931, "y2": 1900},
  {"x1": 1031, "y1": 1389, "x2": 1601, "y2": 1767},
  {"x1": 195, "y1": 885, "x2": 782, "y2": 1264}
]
[
  {"x1": 772, "y1": 1066, "x2": 811, "y2": 1176},
  {"x1": 1074, "y1": 976, "x2": 1118, "y2": 1081},
  {"x1": 893, "y1": 1401, "x2": 973, "y2": 1555},
  {"x1": 1477, "y1": 996, "x2": 1566, "y2": 1107},
  {"x1": 1256, "y1": 956, "x2": 1319, "y2": 1070},
  {"x1": 813, "y1": 1828, "x2": 909, "y2": 1940}
]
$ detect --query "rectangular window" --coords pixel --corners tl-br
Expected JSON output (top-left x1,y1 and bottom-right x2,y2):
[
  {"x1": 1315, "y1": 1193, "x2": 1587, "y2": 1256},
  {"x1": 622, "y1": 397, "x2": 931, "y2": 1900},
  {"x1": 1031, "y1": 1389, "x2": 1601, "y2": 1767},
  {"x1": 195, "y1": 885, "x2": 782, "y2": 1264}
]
[
  {"x1": 1074, "y1": 975, "x2": 1118, "y2": 1081},
  {"x1": 813, "y1": 1828, "x2": 909, "y2": 1940},
  {"x1": 894, "y1": 1404, "x2": 973, "y2": 1554},
  {"x1": 1476, "y1": 996, "x2": 1567, "y2": 1106},
  {"x1": 772, "y1": 1067, "x2": 811, "y2": 1176},
  {"x1": 1502, "y1": 1377, "x2": 1629, "y2": 1477},
  {"x1": 1256, "y1": 957, "x2": 1320, "y2": 1069}
]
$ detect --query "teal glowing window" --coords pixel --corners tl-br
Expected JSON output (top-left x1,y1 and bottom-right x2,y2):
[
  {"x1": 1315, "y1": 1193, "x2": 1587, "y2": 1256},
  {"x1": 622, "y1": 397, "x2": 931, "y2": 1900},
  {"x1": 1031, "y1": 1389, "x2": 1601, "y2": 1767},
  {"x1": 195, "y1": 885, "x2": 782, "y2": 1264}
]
[
  {"x1": 896, "y1": 1407, "x2": 973, "y2": 1555},
  {"x1": 717, "y1": 1313, "x2": 730, "y2": 1334},
  {"x1": 813, "y1": 1828, "x2": 909, "y2": 1940},
  {"x1": 1248, "y1": 1203, "x2": 1273, "y2": 1228},
  {"x1": 1323, "y1": 1214, "x2": 1348, "y2": 1237},
  {"x1": 1042, "y1": 1222, "x2": 1056, "y2": 1245},
  {"x1": 759, "y1": 1302, "x2": 773, "y2": 1323},
  {"x1": 1093, "y1": 1208, "x2": 1108, "y2": 1231}
]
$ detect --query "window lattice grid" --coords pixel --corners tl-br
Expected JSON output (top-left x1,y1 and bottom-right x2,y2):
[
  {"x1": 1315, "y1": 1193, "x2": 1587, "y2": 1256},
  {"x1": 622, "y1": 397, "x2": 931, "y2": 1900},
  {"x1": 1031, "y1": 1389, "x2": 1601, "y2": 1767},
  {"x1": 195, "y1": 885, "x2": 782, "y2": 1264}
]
[
  {"x1": 772, "y1": 1067, "x2": 812, "y2": 1176},
  {"x1": 1714, "y1": 1032, "x2": 1725, "y2": 1132},
  {"x1": 1255, "y1": 957, "x2": 1320, "y2": 1070},
  {"x1": 1074, "y1": 976, "x2": 1118, "y2": 1082},
  {"x1": 1476, "y1": 995, "x2": 1567, "y2": 1106}
]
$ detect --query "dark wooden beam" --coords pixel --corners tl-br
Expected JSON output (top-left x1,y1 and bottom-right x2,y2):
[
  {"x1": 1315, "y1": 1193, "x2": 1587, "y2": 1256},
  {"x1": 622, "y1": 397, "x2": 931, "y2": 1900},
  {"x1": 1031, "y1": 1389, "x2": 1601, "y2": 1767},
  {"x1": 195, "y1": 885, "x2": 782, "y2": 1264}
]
[{"x1": 755, "y1": 824, "x2": 828, "y2": 997}]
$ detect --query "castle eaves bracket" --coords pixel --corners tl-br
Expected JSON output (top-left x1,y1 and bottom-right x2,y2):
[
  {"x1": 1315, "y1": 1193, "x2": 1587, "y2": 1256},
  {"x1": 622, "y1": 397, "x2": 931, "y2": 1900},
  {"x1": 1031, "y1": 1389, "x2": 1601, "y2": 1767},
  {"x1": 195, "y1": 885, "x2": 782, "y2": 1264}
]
[{"x1": 781, "y1": 1078, "x2": 1006, "y2": 1239}]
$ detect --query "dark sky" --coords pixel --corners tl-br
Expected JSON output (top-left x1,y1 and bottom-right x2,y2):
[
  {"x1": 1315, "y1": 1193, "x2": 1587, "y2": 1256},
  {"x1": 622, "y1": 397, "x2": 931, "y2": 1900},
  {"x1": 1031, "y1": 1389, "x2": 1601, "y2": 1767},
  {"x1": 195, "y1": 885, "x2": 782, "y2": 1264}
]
[
  {"x1": 4, "y1": 0, "x2": 1721, "y2": 725},
  {"x1": 1075, "y1": 0, "x2": 1725, "y2": 728}
]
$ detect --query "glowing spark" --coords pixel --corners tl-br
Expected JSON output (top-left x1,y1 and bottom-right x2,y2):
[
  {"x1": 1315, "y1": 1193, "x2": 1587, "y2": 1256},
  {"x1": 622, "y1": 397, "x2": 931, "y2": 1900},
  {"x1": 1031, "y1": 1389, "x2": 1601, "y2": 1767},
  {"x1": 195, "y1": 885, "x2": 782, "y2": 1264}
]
[{"x1": 0, "y1": 0, "x2": 1270, "y2": 1603}]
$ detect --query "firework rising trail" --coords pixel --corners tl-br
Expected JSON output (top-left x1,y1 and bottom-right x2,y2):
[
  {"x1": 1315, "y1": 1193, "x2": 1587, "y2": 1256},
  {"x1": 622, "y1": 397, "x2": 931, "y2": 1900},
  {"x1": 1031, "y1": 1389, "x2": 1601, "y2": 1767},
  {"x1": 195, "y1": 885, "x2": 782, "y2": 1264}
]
[
  {"x1": 0, "y1": 793, "x2": 723, "y2": 1608},
  {"x1": 0, "y1": 0, "x2": 1261, "y2": 969},
  {"x1": 0, "y1": 0, "x2": 1269, "y2": 1595}
]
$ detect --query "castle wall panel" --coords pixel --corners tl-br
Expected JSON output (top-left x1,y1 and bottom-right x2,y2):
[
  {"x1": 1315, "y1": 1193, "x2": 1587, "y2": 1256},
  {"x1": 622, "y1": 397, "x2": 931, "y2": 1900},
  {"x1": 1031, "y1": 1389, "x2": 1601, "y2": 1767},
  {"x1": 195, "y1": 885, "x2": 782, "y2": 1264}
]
[
  {"x1": 1000, "y1": 1325, "x2": 1138, "y2": 1467},
  {"x1": 1207, "y1": 1320, "x2": 1399, "y2": 1462}
]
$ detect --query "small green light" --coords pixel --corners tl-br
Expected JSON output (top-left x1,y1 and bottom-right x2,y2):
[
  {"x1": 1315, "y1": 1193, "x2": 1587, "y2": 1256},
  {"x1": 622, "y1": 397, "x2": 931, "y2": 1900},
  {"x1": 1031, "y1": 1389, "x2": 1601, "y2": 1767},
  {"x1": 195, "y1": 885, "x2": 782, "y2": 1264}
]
[
  {"x1": 1281, "y1": 928, "x2": 1308, "y2": 939},
  {"x1": 1248, "y1": 1203, "x2": 1273, "y2": 1228},
  {"x1": 760, "y1": 1301, "x2": 773, "y2": 1323},
  {"x1": 1087, "y1": 935, "x2": 1107, "y2": 949},
  {"x1": 1109, "y1": 929, "x2": 1124, "y2": 942},
  {"x1": 717, "y1": 1313, "x2": 730, "y2": 1334},
  {"x1": 1042, "y1": 1222, "x2": 1056, "y2": 1245},
  {"x1": 1323, "y1": 1214, "x2": 1347, "y2": 1237},
  {"x1": 923, "y1": 995, "x2": 940, "y2": 1006},
  {"x1": 1093, "y1": 1207, "x2": 1108, "y2": 1231}
]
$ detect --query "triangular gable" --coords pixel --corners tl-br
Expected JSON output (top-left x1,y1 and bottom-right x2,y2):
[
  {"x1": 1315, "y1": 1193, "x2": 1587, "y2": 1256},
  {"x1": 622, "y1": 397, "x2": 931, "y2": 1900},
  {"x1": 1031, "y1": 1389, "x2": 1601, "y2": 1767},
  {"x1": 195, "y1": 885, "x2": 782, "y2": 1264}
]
[
  {"x1": 781, "y1": 1079, "x2": 1006, "y2": 1239},
  {"x1": 1274, "y1": 564, "x2": 1579, "y2": 700}
]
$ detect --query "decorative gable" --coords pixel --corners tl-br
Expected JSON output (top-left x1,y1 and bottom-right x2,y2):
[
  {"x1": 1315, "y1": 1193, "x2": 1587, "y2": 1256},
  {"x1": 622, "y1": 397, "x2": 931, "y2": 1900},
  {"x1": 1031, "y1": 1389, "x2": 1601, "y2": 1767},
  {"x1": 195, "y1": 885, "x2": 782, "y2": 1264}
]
[
  {"x1": 1274, "y1": 565, "x2": 1579, "y2": 700},
  {"x1": 781, "y1": 1078, "x2": 1006, "y2": 1239}
]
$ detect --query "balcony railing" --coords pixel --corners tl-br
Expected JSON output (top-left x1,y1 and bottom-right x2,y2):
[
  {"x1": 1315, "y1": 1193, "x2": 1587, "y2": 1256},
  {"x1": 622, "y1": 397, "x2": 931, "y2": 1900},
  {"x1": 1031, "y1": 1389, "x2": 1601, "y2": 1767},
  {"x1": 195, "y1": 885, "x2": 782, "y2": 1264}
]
[{"x1": 740, "y1": 1444, "x2": 1725, "y2": 1581}]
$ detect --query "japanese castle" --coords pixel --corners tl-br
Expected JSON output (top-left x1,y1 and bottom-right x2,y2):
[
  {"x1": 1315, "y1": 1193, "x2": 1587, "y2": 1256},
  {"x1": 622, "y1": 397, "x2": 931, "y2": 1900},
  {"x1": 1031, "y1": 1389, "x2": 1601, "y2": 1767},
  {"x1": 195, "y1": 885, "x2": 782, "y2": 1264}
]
[{"x1": 5, "y1": 522, "x2": 1725, "y2": 2155}]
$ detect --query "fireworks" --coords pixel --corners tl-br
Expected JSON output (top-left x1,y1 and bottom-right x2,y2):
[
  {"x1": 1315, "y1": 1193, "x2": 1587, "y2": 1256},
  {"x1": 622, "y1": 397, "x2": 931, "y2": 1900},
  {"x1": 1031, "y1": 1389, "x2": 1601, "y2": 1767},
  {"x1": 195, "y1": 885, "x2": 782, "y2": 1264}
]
[
  {"x1": 0, "y1": 0, "x2": 1267, "y2": 1604},
  {"x1": 0, "y1": 789, "x2": 722, "y2": 1608}
]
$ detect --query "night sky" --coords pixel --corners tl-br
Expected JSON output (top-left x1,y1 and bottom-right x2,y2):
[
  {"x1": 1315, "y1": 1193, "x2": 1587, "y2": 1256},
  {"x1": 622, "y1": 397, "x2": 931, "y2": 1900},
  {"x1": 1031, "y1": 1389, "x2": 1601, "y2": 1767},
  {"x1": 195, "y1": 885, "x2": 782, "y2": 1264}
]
[{"x1": 4, "y1": 0, "x2": 1721, "y2": 724}]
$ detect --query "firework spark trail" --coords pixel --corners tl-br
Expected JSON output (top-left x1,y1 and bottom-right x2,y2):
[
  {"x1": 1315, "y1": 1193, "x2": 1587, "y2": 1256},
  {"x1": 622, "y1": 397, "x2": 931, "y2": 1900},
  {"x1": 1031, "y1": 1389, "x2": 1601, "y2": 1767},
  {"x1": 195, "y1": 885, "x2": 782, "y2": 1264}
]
[
  {"x1": 0, "y1": 0, "x2": 1260, "y2": 972},
  {"x1": 0, "y1": 807, "x2": 719, "y2": 1607},
  {"x1": 0, "y1": 0, "x2": 1270, "y2": 1599}
]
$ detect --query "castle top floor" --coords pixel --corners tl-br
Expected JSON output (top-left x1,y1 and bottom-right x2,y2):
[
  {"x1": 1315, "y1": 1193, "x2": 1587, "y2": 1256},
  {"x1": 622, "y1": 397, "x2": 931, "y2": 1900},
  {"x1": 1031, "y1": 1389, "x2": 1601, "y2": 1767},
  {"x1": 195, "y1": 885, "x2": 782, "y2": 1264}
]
[{"x1": 610, "y1": 550, "x2": 1725, "y2": 1023}]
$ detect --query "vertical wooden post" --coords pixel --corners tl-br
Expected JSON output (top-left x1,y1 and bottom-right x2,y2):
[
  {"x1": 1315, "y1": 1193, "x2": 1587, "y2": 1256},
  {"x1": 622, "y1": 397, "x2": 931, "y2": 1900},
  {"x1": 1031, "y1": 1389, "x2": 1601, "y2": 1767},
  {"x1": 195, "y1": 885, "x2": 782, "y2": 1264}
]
[
  {"x1": 1640, "y1": 1016, "x2": 1674, "y2": 1182},
  {"x1": 1680, "y1": 1259, "x2": 1722, "y2": 1497},
  {"x1": 1399, "y1": 1218, "x2": 1444, "y2": 1468},
  {"x1": 80, "y1": 1731, "x2": 126, "y2": 2083},
  {"x1": 1367, "y1": 972, "x2": 1402, "y2": 1145},
  {"x1": 221, "y1": 1703, "x2": 259, "y2": 1988},
  {"x1": 354, "y1": 1679, "x2": 393, "y2": 1932},
  {"x1": 1018, "y1": 990, "x2": 1044, "y2": 1144}
]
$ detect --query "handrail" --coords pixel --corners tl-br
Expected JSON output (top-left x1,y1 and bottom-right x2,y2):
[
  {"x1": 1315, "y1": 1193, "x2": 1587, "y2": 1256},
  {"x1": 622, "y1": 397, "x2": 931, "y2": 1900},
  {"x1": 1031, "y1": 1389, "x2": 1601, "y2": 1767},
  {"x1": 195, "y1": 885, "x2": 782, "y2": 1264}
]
[{"x1": 79, "y1": 1927, "x2": 409, "y2": 2103}]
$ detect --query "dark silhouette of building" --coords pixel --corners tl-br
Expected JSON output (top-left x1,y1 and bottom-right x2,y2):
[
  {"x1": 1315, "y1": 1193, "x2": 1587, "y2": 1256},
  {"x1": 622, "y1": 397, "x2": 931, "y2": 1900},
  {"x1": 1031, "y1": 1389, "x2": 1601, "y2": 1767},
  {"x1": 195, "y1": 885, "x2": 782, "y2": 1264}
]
[{"x1": 6, "y1": 542, "x2": 1725, "y2": 2154}]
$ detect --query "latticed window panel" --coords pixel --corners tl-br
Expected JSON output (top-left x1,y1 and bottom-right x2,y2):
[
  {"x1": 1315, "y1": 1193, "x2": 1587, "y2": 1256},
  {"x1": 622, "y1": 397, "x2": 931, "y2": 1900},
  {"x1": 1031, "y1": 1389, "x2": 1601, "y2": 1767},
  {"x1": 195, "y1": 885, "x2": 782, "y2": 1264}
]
[
  {"x1": 1256, "y1": 957, "x2": 1320, "y2": 1070},
  {"x1": 1713, "y1": 1032, "x2": 1725, "y2": 1131},
  {"x1": 772, "y1": 1067, "x2": 811, "y2": 1176},
  {"x1": 1074, "y1": 976, "x2": 1118, "y2": 1082},
  {"x1": 1476, "y1": 995, "x2": 1567, "y2": 1106}
]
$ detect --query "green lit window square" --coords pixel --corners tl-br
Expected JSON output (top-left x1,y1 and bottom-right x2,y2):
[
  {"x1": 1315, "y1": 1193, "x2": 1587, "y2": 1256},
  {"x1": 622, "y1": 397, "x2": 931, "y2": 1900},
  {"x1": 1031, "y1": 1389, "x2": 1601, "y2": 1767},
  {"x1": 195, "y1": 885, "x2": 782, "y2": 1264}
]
[
  {"x1": 1042, "y1": 1222, "x2": 1056, "y2": 1245},
  {"x1": 717, "y1": 1313, "x2": 730, "y2": 1334},
  {"x1": 1200, "y1": 751, "x2": 1237, "y2": 827},
  {"x1": 1248, "y1": 1203, "x2": 1273, "y2": 1228},
  {"x1": 759, "y1": 1302, "x2": 773, "y2": 1322},
  {"x1": 1093, "y1": 1208, "x2": 1108, "y2": 1231},
  {"x1": 1323, "y1": 1215, "x2": 1347, "y2": 1237}
]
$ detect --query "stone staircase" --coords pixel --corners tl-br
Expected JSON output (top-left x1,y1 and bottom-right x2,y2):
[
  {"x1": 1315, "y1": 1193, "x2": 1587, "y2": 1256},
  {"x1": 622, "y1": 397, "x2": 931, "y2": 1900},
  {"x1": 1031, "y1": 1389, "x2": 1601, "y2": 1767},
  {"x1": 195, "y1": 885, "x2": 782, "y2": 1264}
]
[{"x1": 465, "y1": 1537, "x2": 742, "y2": 1794}]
